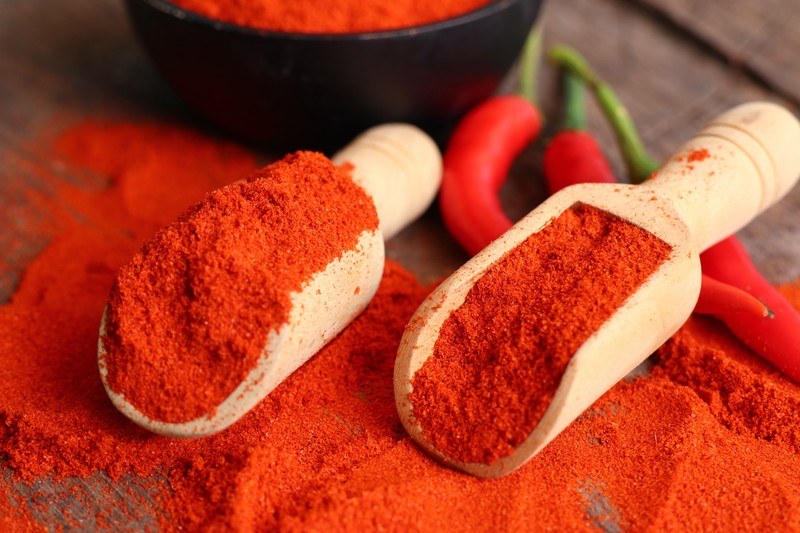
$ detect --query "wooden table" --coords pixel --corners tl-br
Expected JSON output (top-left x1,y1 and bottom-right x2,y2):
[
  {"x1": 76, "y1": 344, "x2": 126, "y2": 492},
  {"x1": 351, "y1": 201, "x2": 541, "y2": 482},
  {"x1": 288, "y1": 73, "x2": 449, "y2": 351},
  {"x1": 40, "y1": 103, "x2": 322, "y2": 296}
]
[{"x1": 1, "y1": 0, "x2": 799, "y2": 528}]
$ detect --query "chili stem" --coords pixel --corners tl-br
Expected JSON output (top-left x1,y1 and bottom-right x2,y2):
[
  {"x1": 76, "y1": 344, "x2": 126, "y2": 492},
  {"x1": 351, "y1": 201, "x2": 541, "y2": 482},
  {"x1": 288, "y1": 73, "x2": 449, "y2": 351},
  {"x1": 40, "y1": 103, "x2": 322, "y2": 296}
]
[
  {"x1": 562, "y1": 70, "x2": 587, "y2": 131},
  {"x1": 548, "y1": 44, "x2": 659, "y2": 181},
  {"x1": 518, "y1": 25, "x2": 543, "y2": 105}
]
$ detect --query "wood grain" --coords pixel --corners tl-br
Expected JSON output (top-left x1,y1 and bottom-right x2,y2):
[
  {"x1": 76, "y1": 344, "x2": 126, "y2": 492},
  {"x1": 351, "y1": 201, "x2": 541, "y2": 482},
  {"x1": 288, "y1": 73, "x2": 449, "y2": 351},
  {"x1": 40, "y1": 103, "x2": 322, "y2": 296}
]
[{"x1": 630, "y1": 0, "x2": 800, "y2": 104}]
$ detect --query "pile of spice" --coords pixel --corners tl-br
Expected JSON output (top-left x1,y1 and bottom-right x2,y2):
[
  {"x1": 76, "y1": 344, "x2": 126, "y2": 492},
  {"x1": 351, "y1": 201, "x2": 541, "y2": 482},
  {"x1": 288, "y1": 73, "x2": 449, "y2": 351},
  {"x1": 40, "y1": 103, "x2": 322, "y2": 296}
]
[
  {"x1": 410, "y1": 203, "x2": 672, "y2": 464},
  {"x1": 102, "y1": 151, "x2": 377, "y2": 424},
  {"x1": 1, "y1": 120, "x2": 800, "y2": 531},
  {"x1": 168, "y1": 0, "x2": 494, "y2": 34}
]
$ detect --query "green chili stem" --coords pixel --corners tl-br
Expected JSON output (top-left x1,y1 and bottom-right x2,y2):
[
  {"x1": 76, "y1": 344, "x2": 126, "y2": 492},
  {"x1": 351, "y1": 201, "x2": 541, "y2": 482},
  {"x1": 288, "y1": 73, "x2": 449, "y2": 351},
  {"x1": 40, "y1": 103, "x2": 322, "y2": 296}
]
[
  {"x1": 562, "y1": 70, "x2": 587, "y2": 131},
  {"x1": 518, "y1": 25, "x2": 543, "y2": 105},
  {"x1": 548, "y1": 44, "x2": 660, "y2": 181}
]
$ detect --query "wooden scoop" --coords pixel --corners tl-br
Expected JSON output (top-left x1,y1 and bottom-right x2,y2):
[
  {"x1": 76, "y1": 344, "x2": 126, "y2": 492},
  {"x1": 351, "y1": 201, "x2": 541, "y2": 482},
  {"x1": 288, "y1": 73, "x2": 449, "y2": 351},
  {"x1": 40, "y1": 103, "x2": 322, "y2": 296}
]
[
  {"x1": 99, "y1": 123, "x2": 442, "y2": 438},
  {"x1": 395, "y1": 102, "x2": 800, "y2": 478}
]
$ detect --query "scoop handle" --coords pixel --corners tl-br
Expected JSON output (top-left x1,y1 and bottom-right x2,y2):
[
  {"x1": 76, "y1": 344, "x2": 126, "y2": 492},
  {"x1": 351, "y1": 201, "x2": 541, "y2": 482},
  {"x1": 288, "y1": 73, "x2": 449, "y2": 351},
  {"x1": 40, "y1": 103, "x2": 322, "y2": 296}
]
[
  {"x1": 333, "y1": 124, "x2": 443, "y2": 240},
  {"x1": 644, "y1": 102, "x2": 800, "y2": 251}
]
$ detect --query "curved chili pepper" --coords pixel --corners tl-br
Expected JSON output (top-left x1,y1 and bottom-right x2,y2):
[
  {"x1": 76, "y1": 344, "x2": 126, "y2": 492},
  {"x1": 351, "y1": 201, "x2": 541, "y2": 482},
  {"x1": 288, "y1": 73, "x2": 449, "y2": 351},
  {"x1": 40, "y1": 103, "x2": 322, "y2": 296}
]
[
  {"x1": 441, "y1": 96, "x2": 541, "y2": 255},
  {"x1": 440, "y1": 32, "x2": 543, "y2": 256},
  {"x1": 551, "y1": 44, "x2": 800, "y2": 381}
]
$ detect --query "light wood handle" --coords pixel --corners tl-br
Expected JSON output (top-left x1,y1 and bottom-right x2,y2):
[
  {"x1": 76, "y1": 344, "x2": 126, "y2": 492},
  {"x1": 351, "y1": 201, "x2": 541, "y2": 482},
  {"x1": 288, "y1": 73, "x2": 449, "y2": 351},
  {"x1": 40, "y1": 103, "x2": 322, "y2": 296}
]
[
  {"x1": 333, "y1": 124, "x2": 443, "y2": 239},
  {"x1": 644, "y1": 102, "x2": 800, "y2": 251}
]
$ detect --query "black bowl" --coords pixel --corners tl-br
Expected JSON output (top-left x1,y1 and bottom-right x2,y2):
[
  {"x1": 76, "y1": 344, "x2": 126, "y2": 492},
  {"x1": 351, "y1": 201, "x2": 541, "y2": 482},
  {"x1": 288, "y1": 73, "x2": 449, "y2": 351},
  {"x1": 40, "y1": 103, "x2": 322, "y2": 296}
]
[{"x1": 125, "y1": 0, "x2": 543, "y2": 149}]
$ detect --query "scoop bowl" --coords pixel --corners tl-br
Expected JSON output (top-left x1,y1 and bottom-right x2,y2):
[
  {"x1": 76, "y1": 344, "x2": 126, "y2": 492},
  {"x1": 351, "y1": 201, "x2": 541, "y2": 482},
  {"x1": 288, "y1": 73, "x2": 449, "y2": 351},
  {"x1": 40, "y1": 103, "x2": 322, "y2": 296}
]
[{"x1": 395, "y1": 102, "x2": 800, "y2": 477}]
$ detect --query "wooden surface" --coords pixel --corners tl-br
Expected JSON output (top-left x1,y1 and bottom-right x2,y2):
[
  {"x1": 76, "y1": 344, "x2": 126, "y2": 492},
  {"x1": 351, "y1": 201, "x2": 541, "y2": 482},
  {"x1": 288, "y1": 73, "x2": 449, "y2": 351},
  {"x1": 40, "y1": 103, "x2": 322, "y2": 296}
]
[
  {"x1": 633, "y1": 0, "x2": 800, "y2": 103},
  {"x1": 1, "y1": 0, "x2": 799, "y2": 529}
]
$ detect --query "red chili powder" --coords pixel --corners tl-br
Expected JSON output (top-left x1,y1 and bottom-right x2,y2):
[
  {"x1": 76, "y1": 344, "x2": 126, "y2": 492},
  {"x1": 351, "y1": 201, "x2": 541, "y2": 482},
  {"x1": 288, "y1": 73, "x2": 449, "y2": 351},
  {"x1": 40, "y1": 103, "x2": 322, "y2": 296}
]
[
  {"x1": 687, "y1": 148, "x2": 711, "y2": 163},
  {"x1": 2, "y1": 120, "x2": 800, "y2": 531},
  {"x1": 101, "y1": 151, "x2": 378, "y2": 423},
  {"x1": 410, "y1": 203, "x2": 673, "y2": 464},
  {"x1": 169, "y1": 0, "x2": 494, "y2": 33}
]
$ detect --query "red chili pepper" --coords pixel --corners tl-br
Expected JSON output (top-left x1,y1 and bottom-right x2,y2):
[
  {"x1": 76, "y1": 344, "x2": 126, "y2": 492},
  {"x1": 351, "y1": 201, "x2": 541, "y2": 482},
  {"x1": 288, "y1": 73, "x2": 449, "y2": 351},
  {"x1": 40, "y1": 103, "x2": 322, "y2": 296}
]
[
  {"x1": 547, "y1": 45, "x2": 657, "y2": 184},
  {"x1": 551, "y1": 44, "x2": 800, "y2": 381},
  {"x1": 543, "y1": 70, "x2": 616, "y2": 193},
  {"x1": 440, "y1": 33, "x2": 543, "y2": 256},
  {"x1": 694, "y1": 273, "x2": 771, "y2": 318},
  {"x1": 440, "y1": 96, "x2": 541, "y2": 255},
  {"x1": 701, "y1": 238, "x2": 800, "y2": 381}
]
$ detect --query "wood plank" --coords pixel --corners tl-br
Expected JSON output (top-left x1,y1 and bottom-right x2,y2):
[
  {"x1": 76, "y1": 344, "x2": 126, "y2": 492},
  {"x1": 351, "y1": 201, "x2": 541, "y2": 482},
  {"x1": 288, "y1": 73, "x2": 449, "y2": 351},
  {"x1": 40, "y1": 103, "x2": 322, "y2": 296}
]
[{"x1": 630, "y1": 0, "x2": 800, "y2": 104}]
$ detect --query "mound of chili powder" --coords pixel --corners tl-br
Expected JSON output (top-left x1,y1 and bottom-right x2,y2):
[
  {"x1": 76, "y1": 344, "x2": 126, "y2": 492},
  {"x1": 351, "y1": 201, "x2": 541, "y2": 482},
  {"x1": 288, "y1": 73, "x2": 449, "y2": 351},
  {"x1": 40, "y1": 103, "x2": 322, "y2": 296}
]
[
  {"x1": 102, "y1": 151, "x2": 378, "y2": 423},
  {"x1": 1, "y1": 120, "x2": 800, "y2": 531},
  {"x1": 410, "y1": 203, "x2": 672, "y2": 464},
  {"x1": 169, "y1": 0, "x2": 493, "y2": 34}
]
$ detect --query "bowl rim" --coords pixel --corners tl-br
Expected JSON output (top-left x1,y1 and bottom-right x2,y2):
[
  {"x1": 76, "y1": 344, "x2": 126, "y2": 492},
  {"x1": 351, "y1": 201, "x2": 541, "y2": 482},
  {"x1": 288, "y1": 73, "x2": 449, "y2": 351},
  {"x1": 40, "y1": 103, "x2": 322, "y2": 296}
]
[{"x1": 132, "y1": 0, "x2": 525, "y2": 40}]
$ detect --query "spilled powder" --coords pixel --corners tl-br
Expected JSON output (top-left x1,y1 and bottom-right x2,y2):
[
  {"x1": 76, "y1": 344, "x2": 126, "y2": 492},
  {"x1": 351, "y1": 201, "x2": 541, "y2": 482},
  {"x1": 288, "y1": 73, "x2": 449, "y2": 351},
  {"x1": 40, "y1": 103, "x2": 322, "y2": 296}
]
[
  {"x1": 687, "y1": 148, "x2": 711, "y2": 163},
  {"x1": 0, "y1": 120, "x2": 799, "y2": 531}
]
